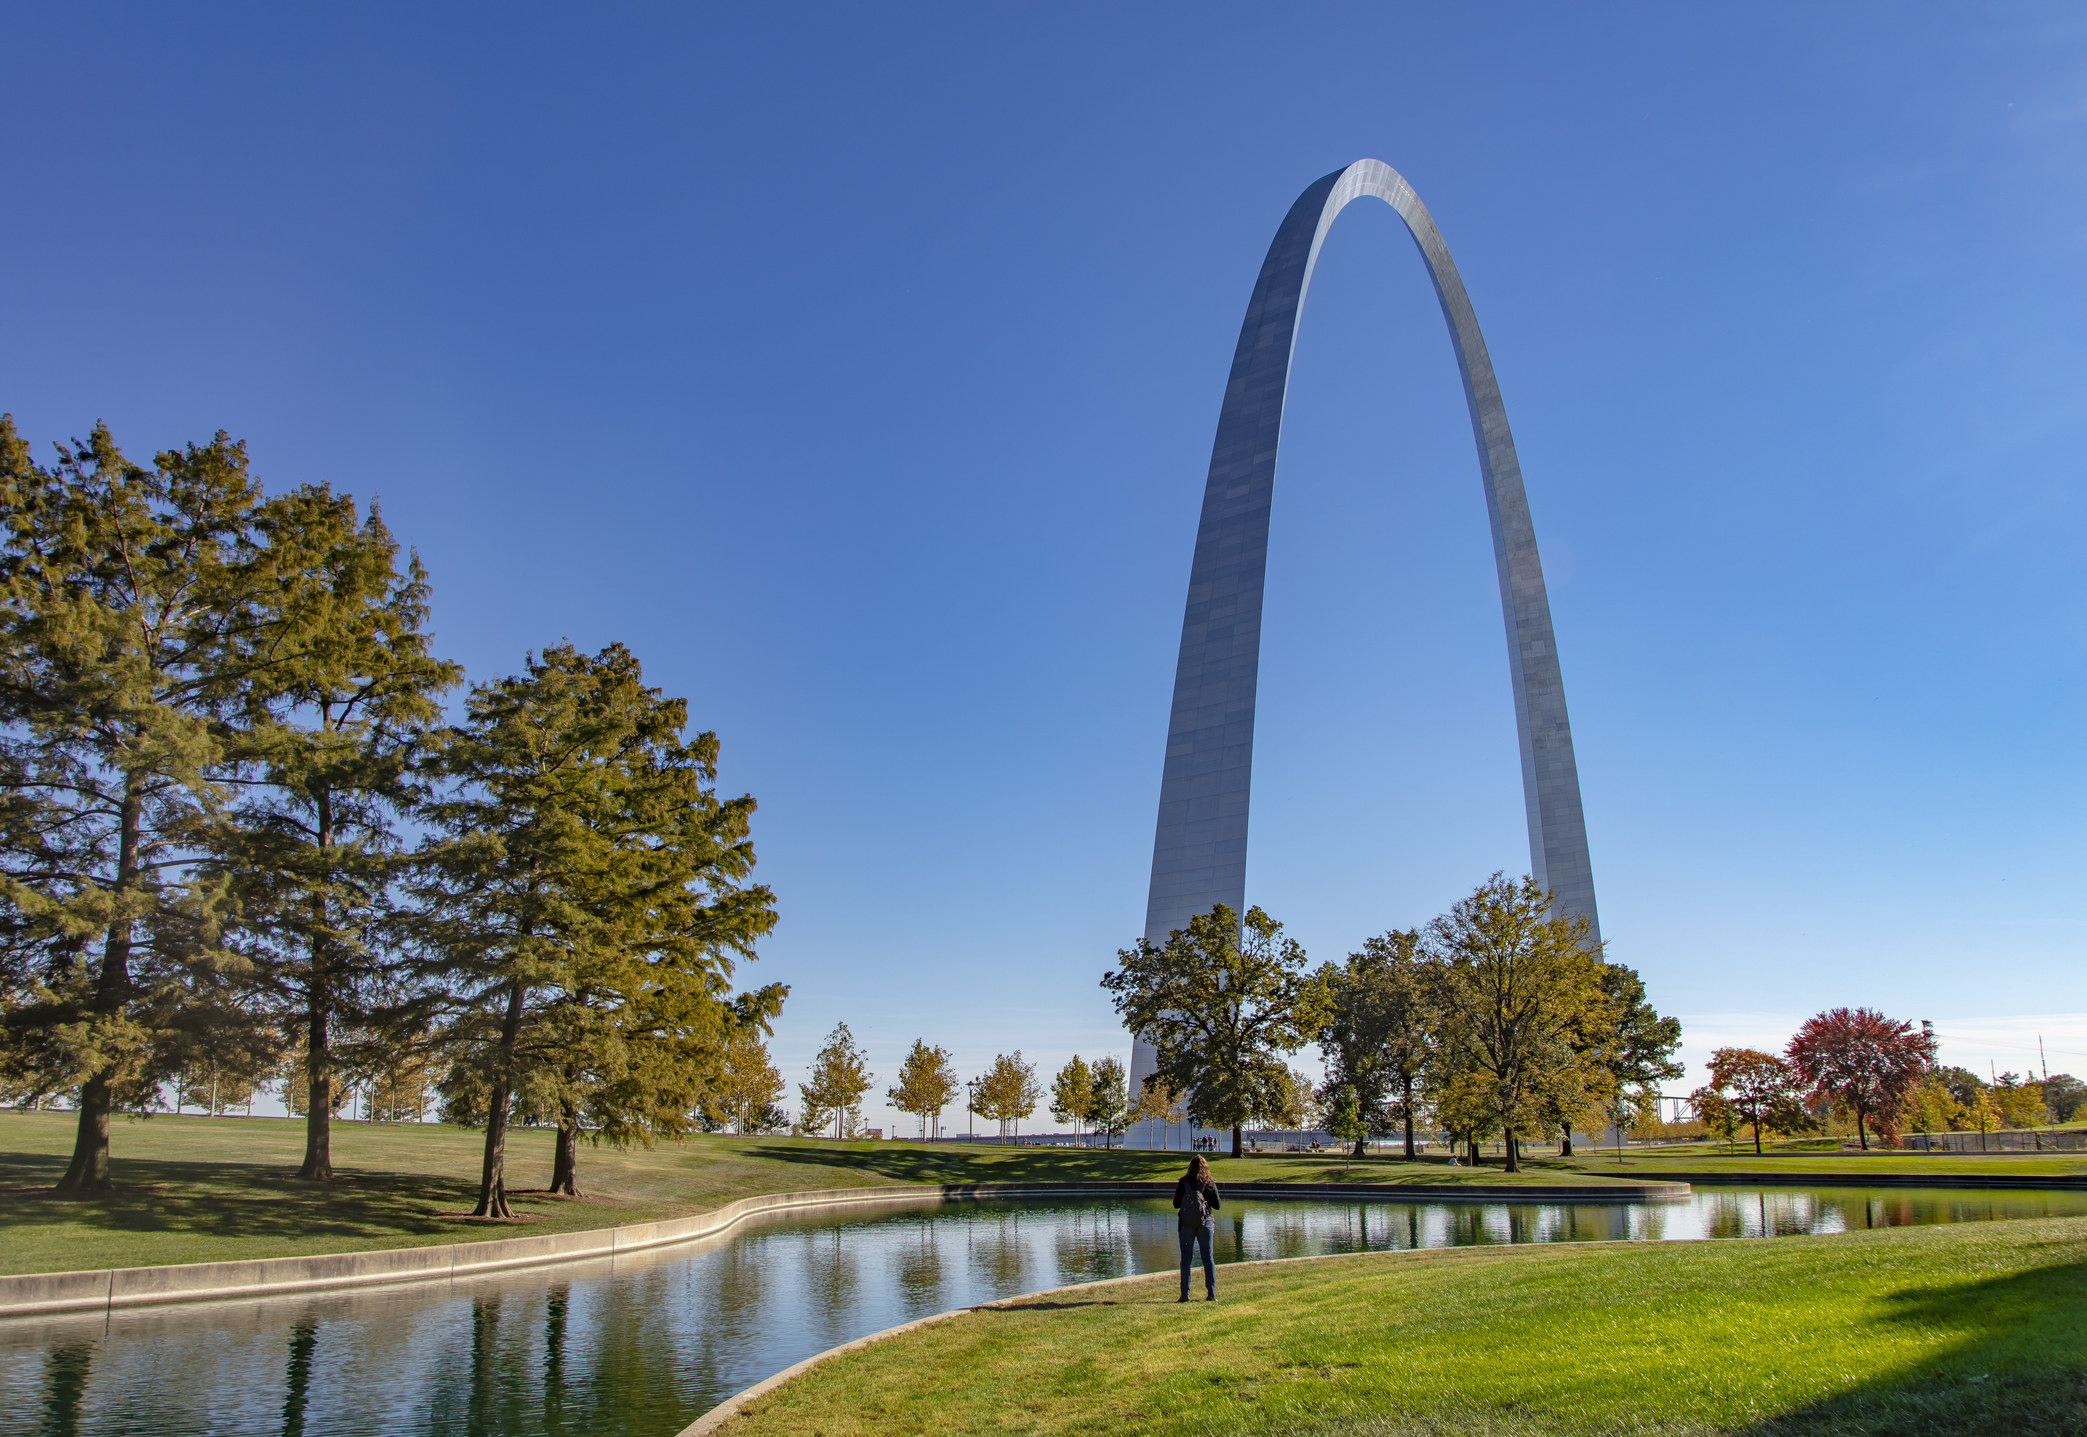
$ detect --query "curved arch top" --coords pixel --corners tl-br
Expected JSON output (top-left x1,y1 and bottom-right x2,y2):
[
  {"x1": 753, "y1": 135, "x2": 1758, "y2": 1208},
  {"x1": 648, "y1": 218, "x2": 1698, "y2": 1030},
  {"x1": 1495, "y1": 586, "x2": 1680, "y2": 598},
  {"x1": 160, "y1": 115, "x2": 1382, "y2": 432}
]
[{"x1": 1132, "y1": 160, "x2": 1598, "y2": 1090}]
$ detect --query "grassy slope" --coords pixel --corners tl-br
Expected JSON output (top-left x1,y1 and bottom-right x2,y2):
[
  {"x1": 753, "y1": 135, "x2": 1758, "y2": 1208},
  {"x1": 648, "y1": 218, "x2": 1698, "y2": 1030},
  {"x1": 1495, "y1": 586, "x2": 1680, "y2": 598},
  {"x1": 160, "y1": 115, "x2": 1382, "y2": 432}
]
[
  {"x1": 0, "y1": 1112, "x2": 1626, "y2": 1276},
  {"x1": 722, "y1": 1218, "x2": 2087, "y2": 1437}
]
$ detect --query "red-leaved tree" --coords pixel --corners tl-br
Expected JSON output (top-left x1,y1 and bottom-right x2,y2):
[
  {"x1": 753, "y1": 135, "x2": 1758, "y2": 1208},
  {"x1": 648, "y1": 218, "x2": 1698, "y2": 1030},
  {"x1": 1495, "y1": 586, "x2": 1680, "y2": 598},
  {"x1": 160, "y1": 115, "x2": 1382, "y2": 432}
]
[
  {"x1": 1785, "y1": 1008, "x2": 1934, "y2": 1150},
  {"x1": 1700, "y1": 1047, "x2": 1813, "y2": 1155}
]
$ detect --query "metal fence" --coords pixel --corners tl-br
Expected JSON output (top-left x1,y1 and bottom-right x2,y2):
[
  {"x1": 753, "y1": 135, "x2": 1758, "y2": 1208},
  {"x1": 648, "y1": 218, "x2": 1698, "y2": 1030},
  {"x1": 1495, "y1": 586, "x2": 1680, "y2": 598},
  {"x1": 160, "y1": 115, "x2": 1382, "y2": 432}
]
[{"x1": 1901, "y1": 1128, "x2": 2087, "y2": 1153}]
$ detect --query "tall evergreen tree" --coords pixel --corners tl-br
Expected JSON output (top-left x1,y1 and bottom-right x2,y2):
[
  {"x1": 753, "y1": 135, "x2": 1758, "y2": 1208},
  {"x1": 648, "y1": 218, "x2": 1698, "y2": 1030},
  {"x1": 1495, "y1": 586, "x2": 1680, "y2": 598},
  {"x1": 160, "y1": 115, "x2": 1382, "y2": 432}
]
[
  {"x1": 0, "y1": 420, "x2": 272, "y2": 1192},
  {"x1": 415, "y1": 642, "x2": 776, "y2": 1216},
  {"x1": 211, "y1": 484, "x2": 459, "y2": 1180}
]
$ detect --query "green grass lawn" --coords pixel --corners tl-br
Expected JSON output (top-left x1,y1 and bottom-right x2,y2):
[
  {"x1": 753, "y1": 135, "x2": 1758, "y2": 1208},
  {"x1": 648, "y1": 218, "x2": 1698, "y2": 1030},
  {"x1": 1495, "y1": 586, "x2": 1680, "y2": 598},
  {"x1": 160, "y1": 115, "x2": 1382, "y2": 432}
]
[
  {"x1": 0, "y1": 1112, "x2": 1629, "y2": 1276},
  {"x1": 720, "y1": 1218, "x2": 2087, "y2": 1436}
]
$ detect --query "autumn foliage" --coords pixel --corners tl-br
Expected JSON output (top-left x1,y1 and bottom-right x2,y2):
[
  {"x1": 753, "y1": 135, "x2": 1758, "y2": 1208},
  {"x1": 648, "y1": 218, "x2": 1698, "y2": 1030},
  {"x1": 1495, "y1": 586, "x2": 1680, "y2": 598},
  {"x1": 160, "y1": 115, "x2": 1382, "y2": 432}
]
[{"x1": 1785, "y1": 1007, "x2": 1935, "y2": 1149}]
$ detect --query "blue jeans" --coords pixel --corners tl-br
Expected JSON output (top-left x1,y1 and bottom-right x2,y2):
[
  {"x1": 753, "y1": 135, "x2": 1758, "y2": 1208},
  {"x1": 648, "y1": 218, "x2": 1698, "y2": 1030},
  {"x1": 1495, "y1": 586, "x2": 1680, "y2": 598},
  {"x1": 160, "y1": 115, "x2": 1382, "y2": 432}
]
[{"x1": 1178, "y1": 1224, "x2": 1214, "y2": 1298}]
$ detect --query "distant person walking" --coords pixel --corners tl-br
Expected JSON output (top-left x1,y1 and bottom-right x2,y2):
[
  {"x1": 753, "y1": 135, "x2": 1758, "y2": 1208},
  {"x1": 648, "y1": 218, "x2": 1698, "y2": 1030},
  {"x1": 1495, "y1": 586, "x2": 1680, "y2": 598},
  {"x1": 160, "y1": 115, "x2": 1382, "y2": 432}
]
[{"x1": 1173, "y1": 1154, "x2": 1220, "y2": 1302}]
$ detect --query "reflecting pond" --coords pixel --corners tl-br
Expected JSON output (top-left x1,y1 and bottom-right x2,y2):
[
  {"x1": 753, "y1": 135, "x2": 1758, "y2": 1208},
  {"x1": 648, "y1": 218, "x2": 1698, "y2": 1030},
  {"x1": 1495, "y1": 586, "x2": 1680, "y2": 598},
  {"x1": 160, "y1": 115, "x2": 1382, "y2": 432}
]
[{"x1": 6, "y1": 1184, "x2": 2084, "y2": 1437}]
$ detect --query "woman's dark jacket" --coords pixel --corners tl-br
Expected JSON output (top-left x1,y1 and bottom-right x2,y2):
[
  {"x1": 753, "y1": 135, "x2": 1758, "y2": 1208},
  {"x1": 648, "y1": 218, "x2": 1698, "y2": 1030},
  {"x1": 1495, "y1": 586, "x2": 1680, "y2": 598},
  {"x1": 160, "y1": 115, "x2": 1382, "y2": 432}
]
[{"x1": 1172, "y1": 1175, "x2": 1221, "y2": 1231}]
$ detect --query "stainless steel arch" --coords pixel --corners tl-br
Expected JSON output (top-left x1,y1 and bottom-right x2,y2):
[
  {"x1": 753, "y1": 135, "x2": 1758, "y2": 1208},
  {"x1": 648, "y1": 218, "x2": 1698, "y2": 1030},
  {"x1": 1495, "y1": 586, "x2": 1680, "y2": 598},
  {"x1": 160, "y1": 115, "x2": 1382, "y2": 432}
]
[{"x1": 1131, "y1": 159, "x2": 1599, "y2": 1092}]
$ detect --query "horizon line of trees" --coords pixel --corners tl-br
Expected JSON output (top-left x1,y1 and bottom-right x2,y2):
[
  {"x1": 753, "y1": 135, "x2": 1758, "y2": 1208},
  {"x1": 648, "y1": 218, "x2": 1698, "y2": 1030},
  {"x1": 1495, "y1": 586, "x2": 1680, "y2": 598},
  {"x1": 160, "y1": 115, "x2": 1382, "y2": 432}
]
[
  {"x1": 766, "y1": 874, "x2": 1680, "y2": 1164},
  {"x1": 1101, "y1": 875, "x2": 1686, "y2": 1167},
  {"x1": 0, "y1": 417, "x2": 786, "y2": 1214},
  {"x1": 1105, "y1": 873, "x2": 1686, "y2": 1171},
  {"x1": 1689, "y1": 1017, "x2": 2082, "y2": 1154},
  {"x1": 783, "y1": 1023, "x2": 1136, "y2": 1146}
]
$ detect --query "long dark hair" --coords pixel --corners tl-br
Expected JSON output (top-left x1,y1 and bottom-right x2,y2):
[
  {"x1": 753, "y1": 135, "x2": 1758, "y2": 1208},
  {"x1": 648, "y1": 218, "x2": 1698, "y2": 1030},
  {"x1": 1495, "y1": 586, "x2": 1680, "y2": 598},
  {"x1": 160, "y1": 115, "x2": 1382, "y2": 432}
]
[{"x1": 1185, "y1": 1154, "x2": 1211, "y2": 1183}]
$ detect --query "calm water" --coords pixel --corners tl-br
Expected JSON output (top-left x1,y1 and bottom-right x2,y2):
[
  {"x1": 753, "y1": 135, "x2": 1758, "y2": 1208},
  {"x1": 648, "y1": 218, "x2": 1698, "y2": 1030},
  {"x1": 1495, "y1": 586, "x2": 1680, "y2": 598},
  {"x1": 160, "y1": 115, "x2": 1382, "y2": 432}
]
[{"x1": 6, "y1": 1185, "x2": 2084, "y2": 1437}]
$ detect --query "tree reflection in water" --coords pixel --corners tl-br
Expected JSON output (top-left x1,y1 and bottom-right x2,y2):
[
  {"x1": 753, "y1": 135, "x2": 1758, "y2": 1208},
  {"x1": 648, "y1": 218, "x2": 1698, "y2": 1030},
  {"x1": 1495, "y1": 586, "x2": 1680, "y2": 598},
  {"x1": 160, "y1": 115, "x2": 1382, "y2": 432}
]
[
  {"x1": 539, "y1": 1288, "x2": 566, "y2": 1435},
  {"x1": 36, "y1": 1340, "x2": 92, "y2": 1437},
  {"x1": 278, "y1": 1321, "x2": 316, "y2": 1437},
  {"x1": 895, "y1": 1216, "x2": 945, "y2": 1314},
  {"x1": 1049, "y1": 1205, "x2": 1132, "y2": 1288}
]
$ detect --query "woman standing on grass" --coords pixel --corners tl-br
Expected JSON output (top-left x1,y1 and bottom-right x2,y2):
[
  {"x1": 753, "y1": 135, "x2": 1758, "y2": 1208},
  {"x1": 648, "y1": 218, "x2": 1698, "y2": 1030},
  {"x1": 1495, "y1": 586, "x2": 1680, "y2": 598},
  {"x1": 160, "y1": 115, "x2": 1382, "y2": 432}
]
[{"x1": 1173, "y1": 1153, "x2": 1221, "y2": 1302}]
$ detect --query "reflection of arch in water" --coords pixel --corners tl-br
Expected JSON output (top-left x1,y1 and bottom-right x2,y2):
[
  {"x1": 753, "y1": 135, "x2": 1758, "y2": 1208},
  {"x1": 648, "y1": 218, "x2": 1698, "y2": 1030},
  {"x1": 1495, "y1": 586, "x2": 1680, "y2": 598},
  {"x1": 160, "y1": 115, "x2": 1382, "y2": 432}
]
[{"x1": 1134, "y1": 159, "x2": 1600, "y2": 1093}]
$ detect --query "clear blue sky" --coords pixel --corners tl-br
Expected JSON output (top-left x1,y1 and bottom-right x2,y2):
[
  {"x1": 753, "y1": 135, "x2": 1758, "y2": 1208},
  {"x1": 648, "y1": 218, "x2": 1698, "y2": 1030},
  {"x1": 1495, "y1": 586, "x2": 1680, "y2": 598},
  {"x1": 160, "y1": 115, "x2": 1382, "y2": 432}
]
[{"x1": 4, "y1": 4, "x2": 2083, "y2": 1128}]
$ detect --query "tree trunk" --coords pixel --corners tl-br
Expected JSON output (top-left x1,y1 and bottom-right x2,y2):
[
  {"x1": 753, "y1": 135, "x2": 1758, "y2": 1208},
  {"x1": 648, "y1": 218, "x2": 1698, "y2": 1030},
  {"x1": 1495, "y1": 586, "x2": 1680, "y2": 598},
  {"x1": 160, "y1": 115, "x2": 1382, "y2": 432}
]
[
  {"x1": 1232, "y1": 1122, "x2": 1242, "y2": 1159},
  {"x1": 1351, "y1": 1135, "x2": 1366, "y2": 1158},
  {"x1": 297, "y1": 994, "x2": 334, "y2": 1180},
  {"x1": 1559, "y1": 1125, "x2": 1574, "y2": 1158},
  {"x1": 1753, "y1": 1117, "x2": 1764, "y2": 1155},
  {"x1": 472, "y1": 978, "x2": 528, "y2": 1218},
  {"x1": 1855, "y1": 1107, "x2": 1869, "y2": 1151},
  {"x1": 550, "y1": 1120, "x2": 582, "y2": 1197},
  {"x1": 299, "y1": 796, "x2": 337, "y2": 1181},
  {"x1": 1503, "y1": 1131, "x2": 1520, "y2": 1173},
  {"x1": 56, "y1": 784, "x2": 143, "y2": 1196},
  {"x1": 1466, "y1": 1138, "x2": 1482, "y2": 1166},
  {"x1": 1403, "y1": 1097, "x2": 1417, "y2": 1161},
  {"x1": 58, "y1": 1074, "x2": 115, "y2": 1194}
]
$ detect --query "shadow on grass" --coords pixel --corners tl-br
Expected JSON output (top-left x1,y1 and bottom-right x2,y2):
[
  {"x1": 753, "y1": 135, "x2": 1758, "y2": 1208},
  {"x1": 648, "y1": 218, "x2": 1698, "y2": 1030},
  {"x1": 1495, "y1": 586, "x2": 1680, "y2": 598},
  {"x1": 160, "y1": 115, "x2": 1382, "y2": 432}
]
[
  {"x1": 979, "y1": 1299, "x2": 1125, "y2": 1312},
  {"x1": 1224, "y1": 1247, "x2": 2087, "y2": 1437},
  {"x1": 1740, "y1": 1251, "x2": 2087, "y2": 1437},
  {"x1": 0, "y1": 1150, "x2": 479, "y2": 1245}
]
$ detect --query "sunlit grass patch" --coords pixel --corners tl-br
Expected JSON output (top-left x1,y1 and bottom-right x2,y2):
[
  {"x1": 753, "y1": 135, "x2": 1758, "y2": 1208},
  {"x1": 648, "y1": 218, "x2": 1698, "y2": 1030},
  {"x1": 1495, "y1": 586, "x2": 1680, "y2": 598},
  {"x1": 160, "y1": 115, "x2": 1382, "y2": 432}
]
[{"x1": 719, "y1": 1218, "x2": 2087, "y2": 1436}]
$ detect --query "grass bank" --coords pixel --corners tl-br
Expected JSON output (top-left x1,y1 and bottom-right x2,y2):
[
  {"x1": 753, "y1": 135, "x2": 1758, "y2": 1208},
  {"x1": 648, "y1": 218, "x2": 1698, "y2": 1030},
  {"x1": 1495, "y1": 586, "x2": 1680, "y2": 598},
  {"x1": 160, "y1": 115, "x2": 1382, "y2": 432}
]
[
  {"x1": 0, "y1": 1112, "x2": 1626, "y2": 1276},
  {"x1": 1557, "y1": 1142, "x2": 2087, "y2": 1180},
  {"x1": 719, "y1": 1217, "x2": 2087, "y2": 1436}
]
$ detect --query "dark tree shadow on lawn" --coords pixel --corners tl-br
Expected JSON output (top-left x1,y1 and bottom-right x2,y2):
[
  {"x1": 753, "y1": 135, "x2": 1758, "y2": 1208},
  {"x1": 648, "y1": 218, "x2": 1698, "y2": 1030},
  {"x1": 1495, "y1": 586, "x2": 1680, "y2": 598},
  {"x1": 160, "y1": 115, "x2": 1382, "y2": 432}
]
[
  {"x1": 1743, "y1": 1249, "x2": 2087, "y2": 1436},
  {"x1": 0, "y1": 1150, "x2": 483, "y2": 1245},
  {"x1": 976, "y1": 1298, "x2": 1126, "y2": 1312}
]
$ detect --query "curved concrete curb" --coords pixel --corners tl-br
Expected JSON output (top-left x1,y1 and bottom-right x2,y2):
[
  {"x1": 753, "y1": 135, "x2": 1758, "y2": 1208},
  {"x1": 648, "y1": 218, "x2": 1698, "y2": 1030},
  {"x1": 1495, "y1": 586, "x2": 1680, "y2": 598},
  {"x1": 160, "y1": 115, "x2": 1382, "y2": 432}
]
[
  {"x1": 671, "y1": 1267, "x2": 1164, "y2": 1437},
  {"x1": 0, "y1": 1177, "x2": 1686, "y2": 1320},
  {"x1": 0, "y1": 1183, "x2": 938, "y2": 1320},
  {"x1": 672, "y1": 1234, "x2": 1712, "y2": 1436}
]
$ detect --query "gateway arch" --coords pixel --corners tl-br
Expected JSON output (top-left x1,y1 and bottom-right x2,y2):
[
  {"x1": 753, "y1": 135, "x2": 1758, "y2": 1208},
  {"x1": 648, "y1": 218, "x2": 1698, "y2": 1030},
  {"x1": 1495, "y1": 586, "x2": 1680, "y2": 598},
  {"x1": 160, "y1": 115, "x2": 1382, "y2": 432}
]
[{"x1": 1131, "y1": 159, "x2": 1600, "y2": 1093}]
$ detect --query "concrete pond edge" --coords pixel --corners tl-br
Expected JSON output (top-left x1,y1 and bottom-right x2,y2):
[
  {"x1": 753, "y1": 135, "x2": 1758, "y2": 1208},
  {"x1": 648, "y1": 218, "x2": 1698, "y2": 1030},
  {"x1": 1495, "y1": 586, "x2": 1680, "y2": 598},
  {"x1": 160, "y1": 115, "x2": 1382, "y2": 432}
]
[{"x1": 0, "y1": 1176, "x2": 1688, "y2": 1320}]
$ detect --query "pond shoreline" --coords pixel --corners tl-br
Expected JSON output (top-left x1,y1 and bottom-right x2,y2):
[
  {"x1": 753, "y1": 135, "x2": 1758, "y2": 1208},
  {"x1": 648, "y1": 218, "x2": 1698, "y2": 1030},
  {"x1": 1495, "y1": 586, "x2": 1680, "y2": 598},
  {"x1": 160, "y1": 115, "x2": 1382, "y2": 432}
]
[
  {"x1": 670, "y1": 1234, "x2": 1695, "y2": 1437},
  {"x1": 0, "y1": 1178, "x2": 1690, "y2": 1320}
]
